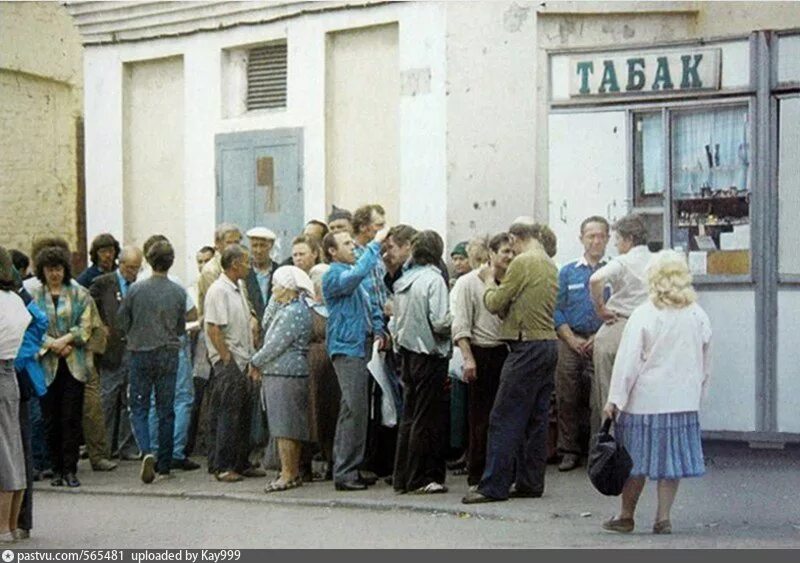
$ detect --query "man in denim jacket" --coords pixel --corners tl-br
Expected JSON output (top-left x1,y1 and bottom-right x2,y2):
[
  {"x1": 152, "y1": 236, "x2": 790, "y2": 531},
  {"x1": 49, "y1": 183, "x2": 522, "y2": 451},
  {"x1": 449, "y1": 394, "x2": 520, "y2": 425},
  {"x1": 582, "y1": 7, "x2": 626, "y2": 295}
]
[{"x1": 321, "y1": 224, "x2": 389, "y2": 491}]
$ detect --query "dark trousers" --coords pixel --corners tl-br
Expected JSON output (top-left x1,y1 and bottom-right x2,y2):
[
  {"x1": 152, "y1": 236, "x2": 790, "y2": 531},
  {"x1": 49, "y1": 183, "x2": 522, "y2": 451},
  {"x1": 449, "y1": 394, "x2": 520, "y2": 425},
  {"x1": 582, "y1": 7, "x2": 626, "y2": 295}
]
[
  {"x1": 467, "y1": 345, "x2": 508, "y2": 486},
  {"x1": 393, "y1": 349, "x2": 449, "y2": 492},
  {"x1": 478, "y1": 340, "x2": 558, "y2": 500},
  {"x1": 41, "y1": 360, "x2": 85, "y2": 475},
  {"x1": 29, "y1": 397, "x2": 50, "y2": 471},
  {"x1": 185, "y1": 376, "x2": 208, "y2": 457},
  {"x1": 555, "y1": 339, "x2": 593, "y2": 456},
  {"x1": 18, "y1": 396, "x2": 34, "y2": 531},
  {"x1": 129, "y1": 348, "x2": 178, "y2": 475},
  {"x1": 207, "y1": 360, "x2": 251, "y2": 474}
]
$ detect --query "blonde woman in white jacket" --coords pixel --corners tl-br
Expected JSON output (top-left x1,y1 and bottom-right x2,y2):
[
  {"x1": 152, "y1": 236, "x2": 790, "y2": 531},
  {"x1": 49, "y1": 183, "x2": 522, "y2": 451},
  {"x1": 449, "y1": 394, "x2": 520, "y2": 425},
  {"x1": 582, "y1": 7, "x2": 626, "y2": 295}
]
[{"x1": 602, "y1": 250, "x2": 712, "y2": 535}]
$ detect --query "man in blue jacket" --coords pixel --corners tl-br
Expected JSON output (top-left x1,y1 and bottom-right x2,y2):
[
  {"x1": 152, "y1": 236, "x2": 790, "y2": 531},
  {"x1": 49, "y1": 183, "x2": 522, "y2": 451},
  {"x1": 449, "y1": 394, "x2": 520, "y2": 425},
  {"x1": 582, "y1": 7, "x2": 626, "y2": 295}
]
[{"x1": 322, "y1": 224, "x2": 390, "y2": 491}]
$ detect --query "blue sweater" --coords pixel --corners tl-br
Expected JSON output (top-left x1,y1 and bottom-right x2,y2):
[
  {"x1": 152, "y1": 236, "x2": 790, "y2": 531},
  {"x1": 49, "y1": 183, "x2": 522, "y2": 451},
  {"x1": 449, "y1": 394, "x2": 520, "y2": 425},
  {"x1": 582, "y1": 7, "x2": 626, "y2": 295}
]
[{"x1": 322, "y1": 241, "x2": 383, "y2": 358}]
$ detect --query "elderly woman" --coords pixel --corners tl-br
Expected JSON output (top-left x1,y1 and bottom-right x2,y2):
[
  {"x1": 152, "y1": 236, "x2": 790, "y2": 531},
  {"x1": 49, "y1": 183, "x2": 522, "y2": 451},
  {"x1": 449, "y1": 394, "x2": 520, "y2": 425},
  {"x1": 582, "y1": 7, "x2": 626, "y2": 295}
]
[
  {"x1": 249, "y1": 266, "x2": 314, "y2": 493},
  {"x1": 391, "y1": 230, "x2": 452, "y2": 494},
  {"x1": 30, "y1": 246, "x2": 94, "y2": 488},
  {"x1": 602, "y1": 250, "x2": 712, "y2": 535},
  {"x1": 0, "y1": 247, "x2": 32, "y2": 544}
]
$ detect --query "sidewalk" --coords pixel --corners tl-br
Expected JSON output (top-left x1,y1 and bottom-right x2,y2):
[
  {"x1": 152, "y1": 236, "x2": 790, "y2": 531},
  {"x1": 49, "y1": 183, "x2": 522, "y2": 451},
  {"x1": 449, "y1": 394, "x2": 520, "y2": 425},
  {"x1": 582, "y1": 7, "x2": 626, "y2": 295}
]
[{"x1": 34, "y1": 441, "x2": 800, "y2": 542}]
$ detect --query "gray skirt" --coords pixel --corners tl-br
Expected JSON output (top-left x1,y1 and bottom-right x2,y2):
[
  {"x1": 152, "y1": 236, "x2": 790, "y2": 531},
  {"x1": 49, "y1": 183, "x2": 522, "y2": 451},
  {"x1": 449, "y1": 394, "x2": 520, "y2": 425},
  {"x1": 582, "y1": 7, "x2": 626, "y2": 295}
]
[
  {"x1": 262, "y1": 375, "x2": 310, "y2": 442},
  {"x1": 0, "y1": 360, "x2": 26, "y2": 491}
]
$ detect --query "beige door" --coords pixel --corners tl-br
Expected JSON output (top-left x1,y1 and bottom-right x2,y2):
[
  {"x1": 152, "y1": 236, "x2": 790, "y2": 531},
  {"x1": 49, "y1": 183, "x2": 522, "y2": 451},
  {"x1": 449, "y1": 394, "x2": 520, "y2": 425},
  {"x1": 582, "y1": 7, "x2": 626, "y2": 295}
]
[
  {"x1": 122, "y1": 56, "x2": 186, "y2": 280},
  {"x1": 325, "y1": 24, "x2": 399, "y2": 222}
]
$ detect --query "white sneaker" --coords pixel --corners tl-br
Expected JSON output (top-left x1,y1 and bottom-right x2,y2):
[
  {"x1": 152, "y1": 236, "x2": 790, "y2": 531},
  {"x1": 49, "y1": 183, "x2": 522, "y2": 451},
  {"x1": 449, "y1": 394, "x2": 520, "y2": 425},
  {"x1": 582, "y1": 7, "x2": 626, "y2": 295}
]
[
  {"x1": 0, "y1": 531, "x2": 14, "y2": 543},
  {"x1": 13, "y1": 529, "x2": 30, "y2": 540},
  {"x1": 140, "y1": 454, "x2": 156, "y2": 484},
  {"x1": 413, "y1": 482, "x2": 448, "y2": 494}
]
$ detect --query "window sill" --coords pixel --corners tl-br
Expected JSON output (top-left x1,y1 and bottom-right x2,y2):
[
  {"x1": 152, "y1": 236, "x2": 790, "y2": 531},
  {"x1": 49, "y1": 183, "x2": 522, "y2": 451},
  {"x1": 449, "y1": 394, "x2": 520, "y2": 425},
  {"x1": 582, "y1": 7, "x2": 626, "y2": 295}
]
[{"x1": 693, "y1": 274, "x2": 753, "y2": 286}]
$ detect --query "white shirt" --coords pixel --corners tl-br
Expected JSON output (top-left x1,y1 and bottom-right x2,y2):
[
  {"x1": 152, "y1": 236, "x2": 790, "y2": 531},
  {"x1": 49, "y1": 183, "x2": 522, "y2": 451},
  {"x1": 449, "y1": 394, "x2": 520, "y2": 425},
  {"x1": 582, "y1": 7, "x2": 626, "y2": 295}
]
[
  {"x1": 0, "y1": 291, "x2": 31, "y2": 359},
  {"x1": 203, "y1": 274, "x2": 253, "y2": 371},
  {"x1": 607, "y1": 300, "x2": 712, "y2": 414},
  {"x1": 450, "y1": 269, "x2": 503, "y2": 348},
  {"x1": 592, "y1": 245, "x2": 653, "y2": 317}
]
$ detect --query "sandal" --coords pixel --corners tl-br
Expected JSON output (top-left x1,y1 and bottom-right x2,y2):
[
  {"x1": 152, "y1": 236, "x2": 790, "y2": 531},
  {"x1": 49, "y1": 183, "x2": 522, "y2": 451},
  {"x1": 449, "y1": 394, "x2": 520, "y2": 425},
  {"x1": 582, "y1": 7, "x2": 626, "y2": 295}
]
[
  {"x1": 264, "y1": 477, "x2": 303, "y2": 493},
  {"x1": 653, "y1": 520, "x2": 672, "y2": 534}
]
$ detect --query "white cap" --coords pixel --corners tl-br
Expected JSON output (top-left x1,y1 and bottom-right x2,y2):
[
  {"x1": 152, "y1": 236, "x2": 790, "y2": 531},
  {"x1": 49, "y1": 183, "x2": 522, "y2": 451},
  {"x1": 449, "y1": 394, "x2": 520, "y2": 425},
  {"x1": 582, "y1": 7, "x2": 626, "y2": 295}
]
[{"x1": 246, "y1": 227, "x2": 277, "y2": 240}]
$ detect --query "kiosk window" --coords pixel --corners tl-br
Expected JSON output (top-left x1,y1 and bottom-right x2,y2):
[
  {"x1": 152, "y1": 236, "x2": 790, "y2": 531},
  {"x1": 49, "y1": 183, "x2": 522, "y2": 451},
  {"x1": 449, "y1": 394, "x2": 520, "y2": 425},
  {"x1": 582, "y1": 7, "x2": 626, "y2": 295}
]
[
  {"x1": 632, "y1": 112, "x2": 665, "y2": 251},
  {"x1": 779, "y1": 97, "x2": 800, "y2": 276},
  {"x1": 671, "y1": 106, "x2": 750, "y2": 276}
]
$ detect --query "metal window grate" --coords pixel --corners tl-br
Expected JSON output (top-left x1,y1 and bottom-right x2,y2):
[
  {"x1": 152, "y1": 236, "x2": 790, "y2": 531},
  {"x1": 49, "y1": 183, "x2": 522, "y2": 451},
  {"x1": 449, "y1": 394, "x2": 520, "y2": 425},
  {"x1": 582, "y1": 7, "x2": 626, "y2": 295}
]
[{"x1": 246, "y1": 41, "x2": 287, "y2": 111}]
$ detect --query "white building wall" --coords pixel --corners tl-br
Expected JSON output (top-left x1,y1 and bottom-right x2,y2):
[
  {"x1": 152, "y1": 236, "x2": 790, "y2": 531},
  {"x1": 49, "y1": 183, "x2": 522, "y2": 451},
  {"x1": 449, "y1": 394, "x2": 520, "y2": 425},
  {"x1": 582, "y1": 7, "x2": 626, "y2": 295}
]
[
  {"x1": 81, "y1": 2, "x2": 447, "y2": 283},
  {"x1": 444, "y1": 2, "x2": 538, "y2": 248}
]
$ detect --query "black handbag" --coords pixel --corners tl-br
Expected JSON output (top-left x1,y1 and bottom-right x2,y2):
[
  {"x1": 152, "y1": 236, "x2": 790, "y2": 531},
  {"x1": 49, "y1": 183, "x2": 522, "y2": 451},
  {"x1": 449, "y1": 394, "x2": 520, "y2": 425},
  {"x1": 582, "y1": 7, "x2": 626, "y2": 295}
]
[{"x1": 588, "y1": 417, "x2": 633, "y2": 496}]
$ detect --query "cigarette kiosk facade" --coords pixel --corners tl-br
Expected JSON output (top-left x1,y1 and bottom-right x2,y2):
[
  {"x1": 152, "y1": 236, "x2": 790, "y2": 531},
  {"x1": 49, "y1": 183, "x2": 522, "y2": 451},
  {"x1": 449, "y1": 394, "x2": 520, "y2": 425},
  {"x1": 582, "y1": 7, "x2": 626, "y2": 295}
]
[{"x1": 546, "y1": 30, "x2": 800, "y2": 444}]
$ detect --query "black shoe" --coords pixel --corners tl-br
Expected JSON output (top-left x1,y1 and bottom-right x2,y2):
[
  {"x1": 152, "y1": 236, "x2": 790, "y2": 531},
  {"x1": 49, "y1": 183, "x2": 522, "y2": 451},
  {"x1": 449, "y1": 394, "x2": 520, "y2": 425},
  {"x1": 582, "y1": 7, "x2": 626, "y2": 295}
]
[
  {"x1": 508, "y1": 489, "x2": 543, "y2": 499},
  {"x1": 462, "y1": 491, "x2": 505, "y2": 504},
  {"x1": 358, "y1": 472, "x2": 378, "y2": 486},
  {"x1": 64, "y1": 473, "x2": 81, "y2": 487},
  {"x1": 335, "y1": 481, "x2": 368, "y2": 491},
  {"x1": 171, "y1": 458, "x2": 201, "y2": 471},
  {"x1": 50, "y1": 476, "x2": 65, "y2": 487}
]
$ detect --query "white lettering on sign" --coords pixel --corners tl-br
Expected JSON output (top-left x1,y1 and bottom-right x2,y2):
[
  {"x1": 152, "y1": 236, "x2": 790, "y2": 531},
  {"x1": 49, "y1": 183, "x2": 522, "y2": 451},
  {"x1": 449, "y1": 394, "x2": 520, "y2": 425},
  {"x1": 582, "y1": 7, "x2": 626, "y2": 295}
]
[{"x1": 569, "y1": 49, "x2": 721, "y2": 97}]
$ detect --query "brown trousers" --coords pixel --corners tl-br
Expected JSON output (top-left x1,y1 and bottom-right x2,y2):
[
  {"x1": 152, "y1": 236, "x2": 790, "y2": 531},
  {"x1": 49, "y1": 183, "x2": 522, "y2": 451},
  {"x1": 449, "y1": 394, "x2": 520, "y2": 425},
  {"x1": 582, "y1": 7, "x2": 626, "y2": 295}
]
[
  {"x1": 83, "y1": 366, "x2": 111, "y2": 464},
  {"x1": 590, "y1": 319, "x2": 627, "y2": 436},
  {"x1": 555, "y1": 339, "x2": 593, "y2": 456}
]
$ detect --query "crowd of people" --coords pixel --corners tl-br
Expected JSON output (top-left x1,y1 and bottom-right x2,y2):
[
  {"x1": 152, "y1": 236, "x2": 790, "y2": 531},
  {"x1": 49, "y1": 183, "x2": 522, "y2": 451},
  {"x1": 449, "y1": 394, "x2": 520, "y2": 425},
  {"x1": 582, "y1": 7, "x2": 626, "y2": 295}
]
[{"x1": 0, "y1": 205, "x2": 713, "y2": 542}]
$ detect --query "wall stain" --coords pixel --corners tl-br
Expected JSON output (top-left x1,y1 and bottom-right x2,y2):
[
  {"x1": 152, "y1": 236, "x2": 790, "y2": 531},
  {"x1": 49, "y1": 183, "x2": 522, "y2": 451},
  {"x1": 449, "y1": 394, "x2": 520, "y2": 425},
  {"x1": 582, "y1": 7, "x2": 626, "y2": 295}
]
[{"x1": 503, "y1": 2, "x2": 532, "y2": 33}]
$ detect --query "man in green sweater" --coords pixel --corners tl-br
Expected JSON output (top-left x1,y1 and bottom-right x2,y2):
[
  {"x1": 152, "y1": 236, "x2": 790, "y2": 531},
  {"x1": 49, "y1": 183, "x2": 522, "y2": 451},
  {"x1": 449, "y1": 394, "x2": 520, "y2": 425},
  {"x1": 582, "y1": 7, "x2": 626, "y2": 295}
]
[{"x1": 462, "y1": 221, "x2": 559, "y2": 504}]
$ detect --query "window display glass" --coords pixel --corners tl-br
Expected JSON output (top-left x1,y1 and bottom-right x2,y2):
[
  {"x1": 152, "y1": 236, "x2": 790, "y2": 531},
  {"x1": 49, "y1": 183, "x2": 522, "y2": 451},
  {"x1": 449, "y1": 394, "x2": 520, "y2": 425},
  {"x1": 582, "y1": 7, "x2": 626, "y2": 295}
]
[
  {"x1": 632, "y1": 112, "x2": 665, "y2": 251},
  {"x1": 671, "y1": 106, "x2": 750, "y2": 276}
]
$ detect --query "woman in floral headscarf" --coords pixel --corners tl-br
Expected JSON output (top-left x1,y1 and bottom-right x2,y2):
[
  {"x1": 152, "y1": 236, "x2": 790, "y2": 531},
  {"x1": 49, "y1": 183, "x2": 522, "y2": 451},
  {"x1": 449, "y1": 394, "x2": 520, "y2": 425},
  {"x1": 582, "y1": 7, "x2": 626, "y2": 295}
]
[{"x1": 249, "y1": 266, "x2": 314, "y2": 493}]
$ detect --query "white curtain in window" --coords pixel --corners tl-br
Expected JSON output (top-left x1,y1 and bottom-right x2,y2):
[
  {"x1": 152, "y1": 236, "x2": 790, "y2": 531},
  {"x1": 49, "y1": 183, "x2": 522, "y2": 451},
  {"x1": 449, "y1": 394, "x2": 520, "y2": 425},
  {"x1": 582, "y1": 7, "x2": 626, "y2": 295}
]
[
  {"x1": 672, "y1": 106, "x2": 749, "y2": 197},
  {"x1": 641, "y1": 114, "x2": 664, "y2": 195}
]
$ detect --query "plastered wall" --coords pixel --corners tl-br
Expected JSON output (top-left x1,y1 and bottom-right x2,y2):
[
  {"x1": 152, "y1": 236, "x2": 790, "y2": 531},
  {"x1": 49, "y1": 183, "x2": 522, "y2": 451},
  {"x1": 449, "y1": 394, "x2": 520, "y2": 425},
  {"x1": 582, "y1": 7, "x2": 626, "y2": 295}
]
[{"x1": 0, "y1": 2, "x2": 83, "y2": 258}]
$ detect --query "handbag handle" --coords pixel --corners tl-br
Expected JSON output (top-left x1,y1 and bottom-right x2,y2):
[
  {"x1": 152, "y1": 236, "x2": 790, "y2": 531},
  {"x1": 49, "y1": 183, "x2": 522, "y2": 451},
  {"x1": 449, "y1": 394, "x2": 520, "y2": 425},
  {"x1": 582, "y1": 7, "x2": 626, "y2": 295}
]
[{"x1": 601, "y1": 417, "x2": 614, "y2": 435}]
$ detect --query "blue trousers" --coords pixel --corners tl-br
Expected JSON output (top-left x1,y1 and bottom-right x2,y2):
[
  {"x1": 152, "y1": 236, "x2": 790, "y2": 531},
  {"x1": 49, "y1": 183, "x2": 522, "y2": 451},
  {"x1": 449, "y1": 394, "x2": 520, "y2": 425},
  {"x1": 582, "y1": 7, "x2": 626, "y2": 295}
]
[
  {"x1": 478, "y1": 340, "x2": 558, "y2": 500},
  {"x1": 148, "y1": 337, "x2": 193, "y2": 460},
  {"x1": 129, "y1": 348, "x2": 178, "y2": 474},
  {"x1": 29, "y1": 396, "x2": 50, "y2": 471}
]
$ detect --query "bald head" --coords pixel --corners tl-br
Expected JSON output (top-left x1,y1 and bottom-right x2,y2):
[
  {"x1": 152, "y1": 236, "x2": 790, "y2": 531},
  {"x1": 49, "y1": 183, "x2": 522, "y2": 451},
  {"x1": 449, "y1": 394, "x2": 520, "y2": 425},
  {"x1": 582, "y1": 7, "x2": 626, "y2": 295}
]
[{"x1": 118, "y1": 245, "x2": 144, "y2": 283}]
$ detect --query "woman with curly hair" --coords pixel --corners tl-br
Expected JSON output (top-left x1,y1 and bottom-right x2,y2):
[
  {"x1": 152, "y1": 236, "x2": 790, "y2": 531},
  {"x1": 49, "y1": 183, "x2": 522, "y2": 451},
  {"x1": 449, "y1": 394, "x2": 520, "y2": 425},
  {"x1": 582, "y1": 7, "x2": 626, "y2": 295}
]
[
  {"x1": 30, "y1": 246, "x2": 95, "y2": 488},
  {"x1": 601, "y1": 250, "x2": 712, "y2": 535}
]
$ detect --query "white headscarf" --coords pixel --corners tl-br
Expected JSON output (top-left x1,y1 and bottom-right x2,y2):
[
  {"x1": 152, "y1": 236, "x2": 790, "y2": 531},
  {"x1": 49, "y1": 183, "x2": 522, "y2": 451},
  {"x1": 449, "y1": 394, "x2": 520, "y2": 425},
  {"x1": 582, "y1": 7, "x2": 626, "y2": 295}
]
[{"x1": 272, "y1": 265, "x2": 315, "y2": 298}]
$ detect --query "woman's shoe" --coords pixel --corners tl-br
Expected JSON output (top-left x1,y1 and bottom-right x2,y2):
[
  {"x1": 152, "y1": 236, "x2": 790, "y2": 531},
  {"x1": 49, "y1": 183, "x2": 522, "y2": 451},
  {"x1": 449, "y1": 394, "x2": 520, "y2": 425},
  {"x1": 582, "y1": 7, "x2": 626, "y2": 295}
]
[
  {"x1": 64, "y1": 473, "x2": 81, "y2": 487},
  {"x1": 653, "y1": 520, "x2": 672, "y2": 534},
  {"x1": 0, "y1": 531, "x2": 15, "y2": 543},
  {"x1": 602, "y1": 516, "x2": 635, "y2": 533},
  {"x1": 264, "y1": 477, "x2": 302, "y2": 493}
]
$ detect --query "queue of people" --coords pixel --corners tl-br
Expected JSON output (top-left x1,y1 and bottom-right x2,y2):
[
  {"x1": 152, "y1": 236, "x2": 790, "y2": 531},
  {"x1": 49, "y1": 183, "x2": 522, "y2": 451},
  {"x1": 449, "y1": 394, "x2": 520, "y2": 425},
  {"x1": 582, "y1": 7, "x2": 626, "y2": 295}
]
[{"x1": 0, "y1": 206, "x2": 713, "y2": 543}]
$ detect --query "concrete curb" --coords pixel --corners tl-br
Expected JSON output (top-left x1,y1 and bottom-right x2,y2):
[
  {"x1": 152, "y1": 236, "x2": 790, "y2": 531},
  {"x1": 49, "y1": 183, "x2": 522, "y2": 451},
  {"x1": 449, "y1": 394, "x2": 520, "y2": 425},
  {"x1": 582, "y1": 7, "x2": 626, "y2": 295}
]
[{"x1": 35, "y1": 486, "x2": 532, "y2": 523}]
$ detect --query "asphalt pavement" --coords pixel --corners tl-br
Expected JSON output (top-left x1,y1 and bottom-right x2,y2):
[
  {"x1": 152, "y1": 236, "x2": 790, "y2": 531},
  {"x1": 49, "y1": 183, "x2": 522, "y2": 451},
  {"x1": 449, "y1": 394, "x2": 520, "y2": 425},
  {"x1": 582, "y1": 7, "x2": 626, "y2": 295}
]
[{"x1": 22, "y1": 441, "x2": 800, "y2": 548}]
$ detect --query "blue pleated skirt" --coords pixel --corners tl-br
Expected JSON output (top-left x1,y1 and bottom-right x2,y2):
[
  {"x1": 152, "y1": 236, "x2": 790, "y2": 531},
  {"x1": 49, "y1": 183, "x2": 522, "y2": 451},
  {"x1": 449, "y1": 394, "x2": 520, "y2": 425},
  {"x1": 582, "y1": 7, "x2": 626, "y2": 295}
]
[{"x1": 615, "y1": 411, "x2": 706, "y2": 480}]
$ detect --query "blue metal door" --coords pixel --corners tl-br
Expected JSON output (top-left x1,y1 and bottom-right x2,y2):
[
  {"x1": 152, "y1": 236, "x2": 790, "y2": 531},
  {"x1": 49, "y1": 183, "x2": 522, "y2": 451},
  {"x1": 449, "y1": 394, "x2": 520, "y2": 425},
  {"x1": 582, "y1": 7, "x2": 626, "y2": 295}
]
[{"x1": 216, "y1": 128, "x2": 304, "y2": 257}]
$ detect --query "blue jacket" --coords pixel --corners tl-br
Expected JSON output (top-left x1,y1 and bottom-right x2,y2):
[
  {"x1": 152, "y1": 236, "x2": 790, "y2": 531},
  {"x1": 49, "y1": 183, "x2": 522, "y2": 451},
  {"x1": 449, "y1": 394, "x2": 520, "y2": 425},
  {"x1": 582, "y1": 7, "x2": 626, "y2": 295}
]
[
  {"x1": 322, "y1": 241, "x2": 382, "y2": 358},
  {"x1": 14, "y1": 297, "x2": 49, "y2": 397}
]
